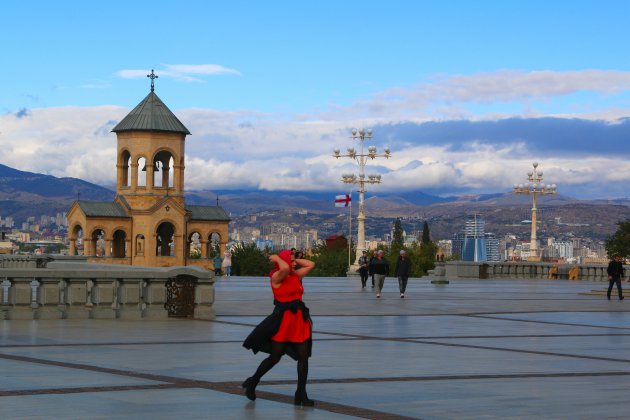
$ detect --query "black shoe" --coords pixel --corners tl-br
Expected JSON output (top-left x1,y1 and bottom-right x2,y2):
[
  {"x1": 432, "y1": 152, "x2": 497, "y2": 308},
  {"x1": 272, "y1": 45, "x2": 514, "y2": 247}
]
[
  {"x1": 294, "y1": 390, "x2": 315, "y2": 406},
  {"x1": 607, "y1": 295, "x2": 611, "y2": 300},
  {"x1": 621, "y1": 296, "x2": 625, "y2": 301},
  {"x1": 242, "y1": 377, "x2": 258, "y2": 401}
]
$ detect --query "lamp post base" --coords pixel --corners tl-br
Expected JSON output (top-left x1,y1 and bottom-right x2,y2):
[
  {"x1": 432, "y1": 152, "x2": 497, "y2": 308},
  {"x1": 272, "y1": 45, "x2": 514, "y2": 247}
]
[
  {"x1": 346, "y1": 264, "x2": 361, "y2": 277},
  {"x1": 431, "y1": 279, "x2": 450, "y2": 284}
]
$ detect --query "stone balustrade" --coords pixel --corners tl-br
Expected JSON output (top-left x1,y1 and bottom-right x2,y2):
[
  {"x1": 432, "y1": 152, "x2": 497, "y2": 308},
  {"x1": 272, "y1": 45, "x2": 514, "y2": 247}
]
[
  {"x1": 0, "y1": 256, "x2": 215, "y2": 320},
  {"x1": 435, "y1": 261, "x2": 611, "y2": 281}
]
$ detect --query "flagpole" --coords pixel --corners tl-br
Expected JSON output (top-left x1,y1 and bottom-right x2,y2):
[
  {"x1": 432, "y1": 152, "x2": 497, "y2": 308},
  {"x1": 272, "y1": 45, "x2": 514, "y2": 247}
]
[{"x1": 348, "y1": 192, "x2": 352, "y2": 269}]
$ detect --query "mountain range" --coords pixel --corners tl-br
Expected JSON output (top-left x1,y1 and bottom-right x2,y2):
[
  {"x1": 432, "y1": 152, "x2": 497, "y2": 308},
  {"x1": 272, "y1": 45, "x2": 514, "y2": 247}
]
[{"x1": 1, "y1": 163, "x2": 629, "y2": 240}]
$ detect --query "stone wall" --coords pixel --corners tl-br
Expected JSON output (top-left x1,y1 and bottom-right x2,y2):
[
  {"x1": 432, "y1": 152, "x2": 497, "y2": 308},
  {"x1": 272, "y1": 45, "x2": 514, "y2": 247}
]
[
  {"x1": 434, "y1": 261, "x2": 610, "y2": 281},
  {"x1": 0, "y1": 255, "x2": 214, "y2": 320}
]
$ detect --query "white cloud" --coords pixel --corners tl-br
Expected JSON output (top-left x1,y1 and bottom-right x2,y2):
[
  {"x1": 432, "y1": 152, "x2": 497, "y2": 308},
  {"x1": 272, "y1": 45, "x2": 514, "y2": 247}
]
[
  {"x1": 314, "y1": 70, "x2": 630, "y2": 122},
  {"x1": 115, "y1": 63, "x2": 241, "y2": 83},
  {"x1": 3, "y1": 69, "x2": 630, "y2": 199}
]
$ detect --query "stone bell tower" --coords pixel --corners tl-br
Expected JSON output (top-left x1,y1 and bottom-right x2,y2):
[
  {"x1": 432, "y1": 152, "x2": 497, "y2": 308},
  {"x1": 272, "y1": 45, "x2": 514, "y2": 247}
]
[
  {"x1": 66, "y1": 70, "x2": 229, "y2": 268},
  {"x1": 113, "y1": 70, "x2": 188, "y2": 208}
]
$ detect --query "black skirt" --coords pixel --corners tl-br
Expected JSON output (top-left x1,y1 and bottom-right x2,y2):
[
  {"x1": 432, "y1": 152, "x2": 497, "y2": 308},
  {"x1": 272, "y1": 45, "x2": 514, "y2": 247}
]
[{"x1": 242, "y1": 299, "x2": 312, "y2": 361}]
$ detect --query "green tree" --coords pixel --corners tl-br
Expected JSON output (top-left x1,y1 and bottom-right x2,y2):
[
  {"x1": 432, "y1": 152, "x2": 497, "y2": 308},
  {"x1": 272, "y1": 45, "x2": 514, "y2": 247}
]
[
  {"x1": 310, "y1": 236, "x2": 350, "y2": 277},
  {"x1": 605, "y1": 219, "x2": 630, "y2": 259},
  {"x1": 392, "y1": 218, "x2": 404, "y2": 248},
  {"x1": 388, "y1": 218, "x2": 404, "y2": 273},
  {"x1": 404, "y1": 221, "x2": 438, "y2": 277},
  {"x1": 207, "y1": 242, "x2": 220, "y2": 258},
  {"x1": 406, "y1": 242, "x2": 437, "y2": 277},
  {"x1": 231, "y1": 242, "x2": 271, "y2": 276},
  {"x1": 421, "y1": 221, "x2": 431, "y2": 244}
]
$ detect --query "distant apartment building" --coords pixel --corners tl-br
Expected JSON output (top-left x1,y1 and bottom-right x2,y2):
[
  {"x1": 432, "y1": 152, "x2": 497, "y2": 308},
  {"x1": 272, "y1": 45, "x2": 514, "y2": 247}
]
[
  {"x1": 451, "y1": 232, "x2": 464, "y2": 259},
  {"x1": 485, "y1": 233, "x2": 501, "y2": 262},
  {"x1": 450, "y1": 215, "x2": 500, "y2": 262},
  {"x1": 265, "y1": 229, "x2": 317, "y2": 251},
  {"x1": 262, "y1": 222, "x2": 294, "y2": 235},
  {"x1": 254, "y1": 238, "x2": 273, "y2": 251},
  {"x1": 437, "y1": 239, "x2": 453, "y2": 259},
  {"x1": 0, "y1": 216, "x2": 14, "y2": 228},
  {"x1": 231, "y1": 226, "x2": 262, "y2": 243},
  {"x1": 0, "y1": 231, "x2": 13, "y2": 254},
  {"x1": 460, "y1": 214, "x2": 487, "y2": 262}
]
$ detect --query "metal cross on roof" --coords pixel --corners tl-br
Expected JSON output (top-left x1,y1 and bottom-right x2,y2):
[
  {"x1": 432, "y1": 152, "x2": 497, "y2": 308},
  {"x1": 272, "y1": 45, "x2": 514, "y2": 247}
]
[{"x1": 147, "y1": 69, "x2": 158, "y2": 92}]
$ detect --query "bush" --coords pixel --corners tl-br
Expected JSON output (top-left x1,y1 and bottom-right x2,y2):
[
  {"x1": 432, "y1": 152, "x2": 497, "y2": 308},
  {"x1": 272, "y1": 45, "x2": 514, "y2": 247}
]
[
  {"x1": 310, "y1": 242, "x2": 351, "y2": 277},
  {"x1": 231, "y1": 242, "x2": 272, "y2": 276}
]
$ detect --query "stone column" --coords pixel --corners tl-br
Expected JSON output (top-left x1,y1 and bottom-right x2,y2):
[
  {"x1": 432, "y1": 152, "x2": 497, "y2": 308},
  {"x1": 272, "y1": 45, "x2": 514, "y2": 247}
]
[
  {"x1": 147, "y1": 164, "x2": 154, "y2": 193},
  {"x1": 116, "y1": 163, "x2": 123, "y2": 191},
  {"x1": 200, "y1": 240, "x2": 208, "y2": 259},
  {"x1": 174, "y1": 234, "x2": 183, "y2": 264},
  {"x1": 104, "y1": 238, "x2": 112, "y2": 257},
  {"x1": 84, "y1": 239, "x2": 94, "y2": 256},
  {"x1": 131, "y1": 162, "x2": 138, "y2": 192}
]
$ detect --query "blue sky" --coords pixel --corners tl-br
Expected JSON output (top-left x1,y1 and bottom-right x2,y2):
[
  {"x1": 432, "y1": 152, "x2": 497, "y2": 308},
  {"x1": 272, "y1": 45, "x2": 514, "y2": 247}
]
[{"x1": 2, "y1": 0, "x2": 630, "y2": 199}]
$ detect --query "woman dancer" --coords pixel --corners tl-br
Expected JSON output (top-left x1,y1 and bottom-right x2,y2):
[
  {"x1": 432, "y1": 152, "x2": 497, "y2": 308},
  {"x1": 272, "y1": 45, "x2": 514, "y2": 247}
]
[{"x1": 242, "y1": 250, "x2": 316, "y2": 406}]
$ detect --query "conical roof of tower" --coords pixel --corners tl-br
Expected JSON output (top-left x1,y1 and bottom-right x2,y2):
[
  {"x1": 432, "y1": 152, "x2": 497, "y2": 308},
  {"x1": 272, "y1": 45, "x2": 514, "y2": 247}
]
[{"x1": 112, "y1": 91, "x2": 191, "y2": 134}]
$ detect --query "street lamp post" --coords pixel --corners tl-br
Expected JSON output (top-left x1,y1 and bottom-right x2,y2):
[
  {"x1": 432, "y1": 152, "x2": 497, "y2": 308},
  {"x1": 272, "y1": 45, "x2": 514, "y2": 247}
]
[
  {"x1": 513, "y1": 162, "x2": 557, "y2": 261},
  {"x1": 333, "y1": 128, "x2": 390, "y2": 273}
]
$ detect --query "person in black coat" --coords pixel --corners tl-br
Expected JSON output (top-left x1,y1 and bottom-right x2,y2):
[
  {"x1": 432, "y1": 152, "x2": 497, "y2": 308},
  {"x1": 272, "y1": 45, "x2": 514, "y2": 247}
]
[
  {"x1": 368, "y1": 251, "x2": 378, "y2": 288},
  {"x1": 395, "y1": 250, "x2": 412, "y2": 298},
  {"x1": 372, "y1": 250, "x2": 390, "y2": 298},
  {"x1": 607, "y1": 254, "x2": 625, "y2": 300},
  {"x1": 358, "y1": 250, "x2": 370, "y2": 288}
]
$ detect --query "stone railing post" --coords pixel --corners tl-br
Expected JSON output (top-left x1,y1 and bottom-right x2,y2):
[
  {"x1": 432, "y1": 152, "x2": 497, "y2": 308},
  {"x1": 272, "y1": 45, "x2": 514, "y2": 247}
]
[
  {"x1": 30, "y1": 278, "x2": 40, "y2": 310},
  {"x1": 112, "y1": 280, "x2": 120, "y2": 311},
  {"x1": 58, "y1": 279, "x2": 68, "y2": 316},
  {"x1": 2, "y1": 277, "x2": 11, "y2": 305},
  {"x1": 85, "y1": 280, "x2": 95, "y2": 313}
]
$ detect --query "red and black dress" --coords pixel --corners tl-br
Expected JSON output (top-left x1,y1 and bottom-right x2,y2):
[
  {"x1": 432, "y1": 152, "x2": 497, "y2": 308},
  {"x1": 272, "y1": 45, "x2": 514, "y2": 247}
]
[{"x1": 243, "y1": 268, "x2": 312, "y2": 360}]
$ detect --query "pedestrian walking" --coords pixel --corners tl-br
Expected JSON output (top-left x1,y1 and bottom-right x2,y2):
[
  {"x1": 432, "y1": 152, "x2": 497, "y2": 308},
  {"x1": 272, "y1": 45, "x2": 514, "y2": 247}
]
[
  {"x1": 607, "y1": 254, "x2": 625, "y2": 300},
  {"x1": 358, "y1": 250, "x2": 369, "y2": 288},
  {"x1": 368, "y1": 250, "x2": 378, "y2": 288},
  {"x1": 213, "y1": 254, "x2": 222, "y2": 276},
  {"x1": 242, "y1": 250, "x2": 316, "y2": 406},
  {"x1": 372, "y1": 250, "x2": 390, "y2": 298},
  {"x1": 395, "y1": 250, "x2": 411, "y2": 298},
  {"x1": 222, "y1": 249, "x2": 232, "y2": 277}
]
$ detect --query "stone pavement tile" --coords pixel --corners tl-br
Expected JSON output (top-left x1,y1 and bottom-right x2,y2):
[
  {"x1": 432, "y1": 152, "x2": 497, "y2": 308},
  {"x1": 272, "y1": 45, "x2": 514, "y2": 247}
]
[
  {"x1": 245, "y1": 337, "x2": 630, "y2": 382},
  {"x1": 297, "y1": 314, "x2": 621, "y2": 339},
  {"x1": 0, "y1": 358, "x2": 163, "y2": 391},
  {"x1": 427, "y1": 335, "x2": 630, "y2": 361},
  {"x1": 7, "y1": 337, "x2": 627, "y2": 386},
  {"x1": 1, "y1": 278, "x2": 629, "y2": 419},
  {"x1": 0, "y1": 388, "x2": 354, "y2": 420},
  {"x1": 486, "y1": 311, "x2": 630, "y2": 328},
  {"x1": 0, "y1": 319, "x2": 254, "y2": 346},
  {"x1": 265, "y1": 375, "x2": 630, "y2": 420}
]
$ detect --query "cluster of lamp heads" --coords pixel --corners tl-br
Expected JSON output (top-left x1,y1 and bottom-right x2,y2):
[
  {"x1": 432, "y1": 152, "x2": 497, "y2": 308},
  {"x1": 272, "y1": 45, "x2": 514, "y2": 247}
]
[
  {"x1": 341, "y1": 173, "x2": 382, "y2": 184},
  {"x1": 513, "y1": 162, "x2": 557, "y2": 193},
  {"x1": 333, "y1": 146, "x2": 391, "y2": 159}
]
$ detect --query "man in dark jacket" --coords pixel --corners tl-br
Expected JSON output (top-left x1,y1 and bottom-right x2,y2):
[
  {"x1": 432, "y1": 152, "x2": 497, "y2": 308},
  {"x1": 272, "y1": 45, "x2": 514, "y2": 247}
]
[
  {"x1": 395, "y1": 250, "x2": 412, "y2": 298},
  {"x1": 357, "y1": 250, "x2": 370, "y2": 289},
  {"x1": 372, "y1": 250, "x2": 390, "y2": 298},
  {"x1": 368, "y1": 251, "x2": 378, "y2": 288},
  {"x1": 607, "y1": 254, "x2": 625, "y2": 300}
]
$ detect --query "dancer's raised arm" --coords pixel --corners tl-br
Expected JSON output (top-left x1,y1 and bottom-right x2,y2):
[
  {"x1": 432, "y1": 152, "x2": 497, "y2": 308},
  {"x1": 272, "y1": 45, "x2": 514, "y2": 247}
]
[
  {"x1": 294, "y1": 258, "x2": 315, "y2": 279},
  {"x1": 269, "y1": 254, "x2": 290, "y2": 286}
]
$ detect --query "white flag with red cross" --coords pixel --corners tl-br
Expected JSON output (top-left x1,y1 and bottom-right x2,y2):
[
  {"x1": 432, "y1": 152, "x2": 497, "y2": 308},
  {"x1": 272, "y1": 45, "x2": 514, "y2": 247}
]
[{"x1": 335, "y1": 194, "x2": 351, "y2": 207}]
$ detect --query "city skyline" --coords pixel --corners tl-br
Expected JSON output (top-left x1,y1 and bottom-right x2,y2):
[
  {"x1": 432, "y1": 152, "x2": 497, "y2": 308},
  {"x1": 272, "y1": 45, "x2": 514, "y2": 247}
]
[{"x1": 2, "y1": 1, "x2": 630, "y2": 199}]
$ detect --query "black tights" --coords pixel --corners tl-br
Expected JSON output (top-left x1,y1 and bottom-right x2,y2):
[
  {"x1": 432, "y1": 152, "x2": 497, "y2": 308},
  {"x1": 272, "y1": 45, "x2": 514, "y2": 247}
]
[{"x1": 252, "y1": 341, "x2": 310, "y2": 392}]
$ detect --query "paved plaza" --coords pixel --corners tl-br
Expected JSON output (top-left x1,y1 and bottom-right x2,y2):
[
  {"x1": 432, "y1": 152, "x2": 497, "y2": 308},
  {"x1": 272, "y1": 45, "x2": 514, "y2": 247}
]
[{"x1": 1, "y1": 276, "x2": 630, "y2": 419}]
